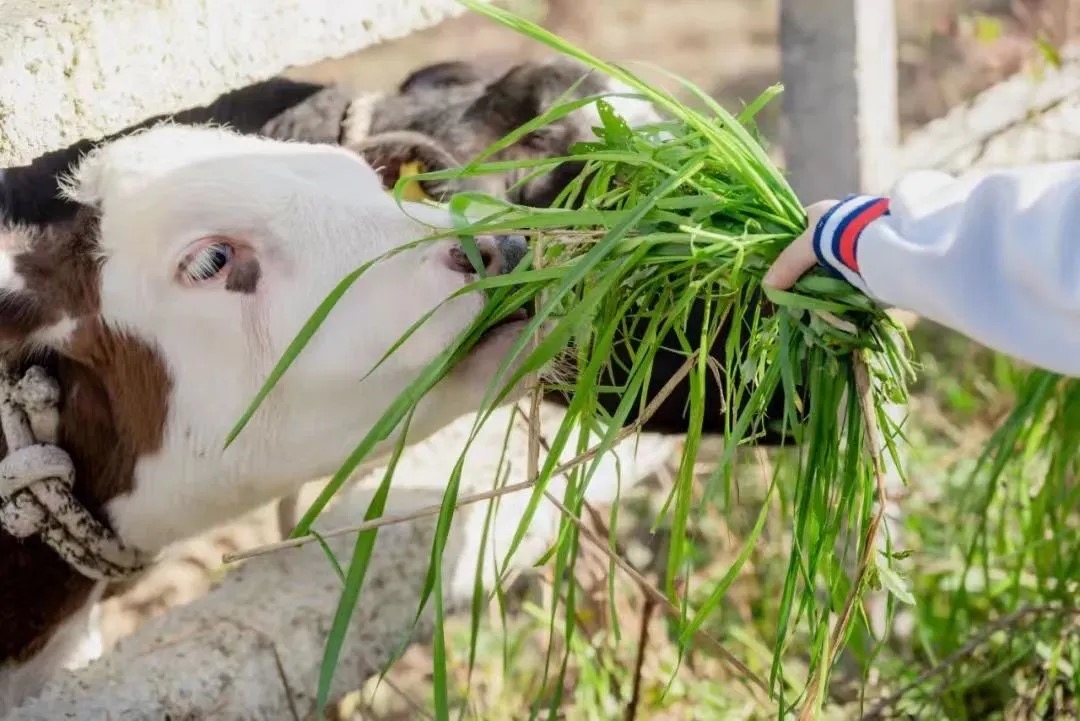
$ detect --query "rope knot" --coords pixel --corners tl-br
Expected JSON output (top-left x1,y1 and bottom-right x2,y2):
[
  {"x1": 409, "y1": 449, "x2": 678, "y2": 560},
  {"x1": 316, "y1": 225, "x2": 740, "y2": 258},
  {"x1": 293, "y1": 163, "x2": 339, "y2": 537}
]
[{"x1": 0, "y1": 362, "x2": 148, "y2": 581}]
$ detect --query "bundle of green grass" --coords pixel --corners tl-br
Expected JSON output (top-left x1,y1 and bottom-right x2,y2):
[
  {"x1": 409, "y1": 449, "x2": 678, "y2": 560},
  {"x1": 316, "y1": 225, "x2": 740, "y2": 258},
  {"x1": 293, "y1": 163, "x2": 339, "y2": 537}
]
[{"x1": 228, "y1": 3, "x2": 924, "y2": 717}]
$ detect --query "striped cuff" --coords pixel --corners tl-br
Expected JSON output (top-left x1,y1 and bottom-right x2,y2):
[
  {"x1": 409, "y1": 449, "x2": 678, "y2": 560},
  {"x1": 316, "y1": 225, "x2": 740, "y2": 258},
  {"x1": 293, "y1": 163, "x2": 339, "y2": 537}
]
[{"x1": 812, "y1": 194, "x2": 891, "y2": 295}]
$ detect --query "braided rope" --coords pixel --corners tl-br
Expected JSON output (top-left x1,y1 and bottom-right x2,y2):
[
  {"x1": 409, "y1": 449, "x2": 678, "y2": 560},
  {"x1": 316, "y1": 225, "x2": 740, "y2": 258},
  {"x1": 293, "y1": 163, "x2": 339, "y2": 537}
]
[
  {"x1": 339, "y1": 92, "x2": 383, "y2": 145},
  {"x1": 0, "y1": 363, "x2": 147, "y2": 582}
]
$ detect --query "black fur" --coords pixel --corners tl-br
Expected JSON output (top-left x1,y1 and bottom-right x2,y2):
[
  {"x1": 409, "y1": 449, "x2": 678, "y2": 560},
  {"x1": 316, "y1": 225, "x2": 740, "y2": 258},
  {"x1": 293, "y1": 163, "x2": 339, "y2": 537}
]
[
  {"x1": 258, "y1": 85, "x2": 355, "y2": 146},
  {"x1": 366, "y1": 58, "x2": 617, "y2": 208},
  {"x1": 0, "y1": 77, "x2": 326, "y2": 225},
  {"x1": 256, "y1": 57, "x2": 621, "y2": 208},
  {"x1": 398, "y1": 61, "x2": 484, "y2": 94}
]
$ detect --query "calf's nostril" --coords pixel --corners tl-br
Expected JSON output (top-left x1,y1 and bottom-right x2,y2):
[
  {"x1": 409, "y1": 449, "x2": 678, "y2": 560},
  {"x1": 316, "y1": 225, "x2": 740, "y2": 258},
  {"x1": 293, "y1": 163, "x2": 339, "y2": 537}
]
[
  {"x1": 445, "y1": 235, "x2": 530, "y2": 276},
  {"x1": 495, "y1": 235, "x2": 528, "y2": 274},
  {"x1": 446, "y1": 238, "x2": 499, "y2": 275}
]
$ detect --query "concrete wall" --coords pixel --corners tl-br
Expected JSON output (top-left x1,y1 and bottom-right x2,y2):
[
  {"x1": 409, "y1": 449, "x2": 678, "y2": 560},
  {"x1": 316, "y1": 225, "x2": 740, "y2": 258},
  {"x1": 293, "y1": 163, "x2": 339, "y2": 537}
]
[
  {"x1": 899, "y1": 46, "x2": 1080, "y2": 175},
  {"x1": 0, "y1": 0, "x2": 476, "y2": 165}
]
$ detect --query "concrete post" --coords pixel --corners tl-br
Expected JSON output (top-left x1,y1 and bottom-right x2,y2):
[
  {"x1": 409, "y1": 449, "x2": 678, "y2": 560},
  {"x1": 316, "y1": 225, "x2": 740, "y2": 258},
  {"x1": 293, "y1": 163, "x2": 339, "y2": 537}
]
[{"x1": 779, "y1": 0, "x2": 900, "y2": 200}]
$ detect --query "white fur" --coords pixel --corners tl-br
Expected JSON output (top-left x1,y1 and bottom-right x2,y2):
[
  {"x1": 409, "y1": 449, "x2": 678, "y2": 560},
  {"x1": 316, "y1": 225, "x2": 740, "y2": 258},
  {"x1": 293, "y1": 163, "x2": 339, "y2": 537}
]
[
  {"x1": 0, "y1": 252, "x2": 25, "y2": 292},
  {"x1": 64, "y1": 125, "x2": 531, "y2": 548},
  {"x1": 28, "y1": 317, "x2": 78, "y2": 350},
  {"x1": 2, "y1": 125, "x2": 535, "y2": 709}
]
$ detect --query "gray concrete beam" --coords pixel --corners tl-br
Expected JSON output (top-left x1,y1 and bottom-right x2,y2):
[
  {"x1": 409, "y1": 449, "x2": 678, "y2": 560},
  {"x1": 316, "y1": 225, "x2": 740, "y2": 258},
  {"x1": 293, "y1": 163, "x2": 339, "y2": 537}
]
[
  {"x1": 779, "y1": 0, "x2": 899, "y2": 200},
  {"x1": 0, "y1": 0, "x2": 478, "y2": 165}
]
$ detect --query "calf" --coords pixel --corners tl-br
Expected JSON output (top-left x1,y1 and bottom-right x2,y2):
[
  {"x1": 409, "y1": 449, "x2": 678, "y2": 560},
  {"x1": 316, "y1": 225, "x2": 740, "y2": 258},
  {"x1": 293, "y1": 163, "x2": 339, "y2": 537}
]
[
  {"x1": 0, "y1": 124, "x2": 536, "y2": 711},
  {"x1": 263, "y1": 57, "x2": 802, "y2": 441}
]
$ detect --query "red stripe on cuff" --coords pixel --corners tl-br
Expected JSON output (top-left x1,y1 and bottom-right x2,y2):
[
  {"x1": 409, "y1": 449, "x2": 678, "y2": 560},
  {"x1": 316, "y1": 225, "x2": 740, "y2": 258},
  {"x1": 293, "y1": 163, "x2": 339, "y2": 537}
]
[{"x1": 838, "y1": 198, "x2": 890, "y2": 272}]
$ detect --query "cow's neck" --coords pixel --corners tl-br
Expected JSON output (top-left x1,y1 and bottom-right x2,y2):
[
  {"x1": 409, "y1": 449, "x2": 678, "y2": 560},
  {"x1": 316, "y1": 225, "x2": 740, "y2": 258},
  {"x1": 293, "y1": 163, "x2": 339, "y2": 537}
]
[{"x1": 0, "y1": 355, "x2": 142, "y2": 666}]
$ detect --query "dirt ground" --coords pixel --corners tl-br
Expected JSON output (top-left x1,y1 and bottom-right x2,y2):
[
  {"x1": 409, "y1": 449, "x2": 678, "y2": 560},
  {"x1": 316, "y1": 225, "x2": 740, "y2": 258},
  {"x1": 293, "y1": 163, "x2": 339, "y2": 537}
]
[
  {"x1": 96, "y1": 0, "x2": 1078, "y2": 694},
  {"x1": 289, "y1": 0, "x2": 1069, "y2": 135}
]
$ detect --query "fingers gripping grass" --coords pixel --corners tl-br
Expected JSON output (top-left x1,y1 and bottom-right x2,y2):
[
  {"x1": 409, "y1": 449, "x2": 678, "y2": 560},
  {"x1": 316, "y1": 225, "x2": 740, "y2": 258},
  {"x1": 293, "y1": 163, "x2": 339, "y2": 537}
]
[{"x1": 227, "y1": 3, "x2": 918, "y2": 717}]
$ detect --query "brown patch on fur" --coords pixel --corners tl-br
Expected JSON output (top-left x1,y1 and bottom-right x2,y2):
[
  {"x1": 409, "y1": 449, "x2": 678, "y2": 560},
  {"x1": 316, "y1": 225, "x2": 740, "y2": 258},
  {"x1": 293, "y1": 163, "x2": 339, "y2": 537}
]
[
  {"x1": 0, "y1": 209, "x2": 172, "y2": 665},
  {"x1": 225, "y1": 257, "x2": 261, "y2": 295},
  {"x1": 348, "y1": 130, "x2": 462, "y2": 201}
]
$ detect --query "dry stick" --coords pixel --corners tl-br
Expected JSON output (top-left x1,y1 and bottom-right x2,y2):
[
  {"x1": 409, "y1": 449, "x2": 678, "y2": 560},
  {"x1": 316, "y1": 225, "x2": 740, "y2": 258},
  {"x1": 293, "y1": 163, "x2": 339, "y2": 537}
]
[
  {"x1": 381, "y1": 676, "x2": 436, "y2": 721},
  {"x1": 797, "y1": 354, "x2": 889, "y2": 721},
  {"x1": 513, "y1": 412, "x2": 663, "y2": 718},
  {"x1": 526, "y1": 234, "x2": 547, "y2": 488},
  {"x1": 861, "y1": 605, "x2": 1080, "y2": 721},
  {"x1": 222, "y1": 356, "x2": 773, "y2": 697},
  {"x1": 223, "y1": 357, "x2": 695, "y2": 565},
  {"x1": 539, "y1": 488, "x2": 773, "y2": 703},
  {"x1": 624, "y1": 592, "x2": 657, "y2": 721},
  {"x1": 513, "y1": 407, "x2": 642, "y2": 715},
  {"x1": 223, "y1": 481, "x2": 535, "y2": 564},
  {"x1": 524, "y1": 235, "x2": 550, "y2": 617}
]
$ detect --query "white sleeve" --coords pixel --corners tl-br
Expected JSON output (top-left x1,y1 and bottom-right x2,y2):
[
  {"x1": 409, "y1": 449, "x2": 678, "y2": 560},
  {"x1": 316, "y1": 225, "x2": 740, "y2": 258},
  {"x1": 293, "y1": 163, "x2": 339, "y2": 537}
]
[{"x1": 812, "y1": 162, "x2": 1080, "y2": 377}]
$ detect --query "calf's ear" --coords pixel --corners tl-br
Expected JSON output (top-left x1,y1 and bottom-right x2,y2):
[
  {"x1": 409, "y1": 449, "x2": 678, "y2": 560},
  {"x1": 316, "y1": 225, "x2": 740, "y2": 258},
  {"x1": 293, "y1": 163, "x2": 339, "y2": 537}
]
[
  {"x1": 347, "y1": 131, "x2": 463, "y2": 202},
  {"x1": 398, "y1": 61, "x2": 484, "y2": 95},
  {"x1": 464, "y1": 57, "x2": 601, "y2": 135}
]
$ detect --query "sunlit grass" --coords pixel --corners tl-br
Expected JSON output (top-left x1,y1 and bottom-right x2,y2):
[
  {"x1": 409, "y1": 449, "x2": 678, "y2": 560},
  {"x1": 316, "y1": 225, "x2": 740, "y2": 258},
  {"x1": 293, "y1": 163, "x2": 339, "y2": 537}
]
[
  {"x1": 350, "y1": 328, "x2": 1078, "y2": 721},
  {"x1": 227, "y1": 3, "x2": 913, "y2": 716},
  {"x1": 223, "y1": 2, "x2": 1074, "y2": 719}
]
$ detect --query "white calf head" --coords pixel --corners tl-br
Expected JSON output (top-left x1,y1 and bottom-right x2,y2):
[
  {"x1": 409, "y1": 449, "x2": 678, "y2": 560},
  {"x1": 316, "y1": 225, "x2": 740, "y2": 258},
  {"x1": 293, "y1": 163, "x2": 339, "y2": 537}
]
[{"x1": 0, "y1": 125, "x2": 532, "y2": 549}]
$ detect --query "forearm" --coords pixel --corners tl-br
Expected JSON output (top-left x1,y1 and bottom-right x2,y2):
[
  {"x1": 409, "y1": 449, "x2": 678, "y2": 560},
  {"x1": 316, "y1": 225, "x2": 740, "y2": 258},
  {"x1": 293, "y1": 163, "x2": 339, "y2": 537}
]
[{"x1": 814, "y1": 163, "x2": 1080, "y2": 376}]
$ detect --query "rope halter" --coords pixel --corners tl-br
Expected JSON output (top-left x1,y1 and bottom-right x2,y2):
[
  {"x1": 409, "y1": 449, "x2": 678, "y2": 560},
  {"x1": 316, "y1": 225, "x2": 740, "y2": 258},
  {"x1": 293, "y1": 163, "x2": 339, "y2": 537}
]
[{"x1": 0, "y1": 362, "x2": 148, "y2": 582}]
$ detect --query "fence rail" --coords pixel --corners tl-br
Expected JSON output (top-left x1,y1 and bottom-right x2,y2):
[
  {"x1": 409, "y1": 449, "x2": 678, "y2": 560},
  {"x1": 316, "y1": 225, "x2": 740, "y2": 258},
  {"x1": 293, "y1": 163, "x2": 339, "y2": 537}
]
[{"x1": 780, "y1": 0, "x2": 1080, "y2": 201}]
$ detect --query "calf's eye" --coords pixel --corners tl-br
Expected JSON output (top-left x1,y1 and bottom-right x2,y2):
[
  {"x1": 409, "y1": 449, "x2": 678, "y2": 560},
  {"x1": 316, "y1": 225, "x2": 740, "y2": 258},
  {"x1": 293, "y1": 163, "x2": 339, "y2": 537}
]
[{"x1": 181, "y1": 242, "x2": 234, "y2": 283}]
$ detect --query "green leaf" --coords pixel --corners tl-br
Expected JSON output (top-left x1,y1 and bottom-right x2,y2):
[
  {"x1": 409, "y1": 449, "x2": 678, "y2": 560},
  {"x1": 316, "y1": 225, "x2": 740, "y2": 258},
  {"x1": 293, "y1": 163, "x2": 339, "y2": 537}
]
[
  {"x1": 595, "y1": 98, "x2": 634, "y2": 148},
  {"x1": 971, "y1": 13, "x2": 1004, "y2": 45},
  {"x1": 315, "y1": 410, "x2": 415, "y2": 710},
  {"x1": 1036, "y1": 35, "x2": 1063, "y2": 70},
  {"x1": 874, "y1": 554, "x2": 916, "y2": 606},
  {"x1": 232, "y1": 1, "x2": 937, "y2": 709}
]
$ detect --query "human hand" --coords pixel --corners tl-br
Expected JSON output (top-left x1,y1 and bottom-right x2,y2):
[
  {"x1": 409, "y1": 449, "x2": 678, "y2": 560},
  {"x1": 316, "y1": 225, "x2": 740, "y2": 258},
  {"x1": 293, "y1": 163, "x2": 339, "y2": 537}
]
[{"x1": 762, "y1": 200, "x2": 839, "y2": 290}]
